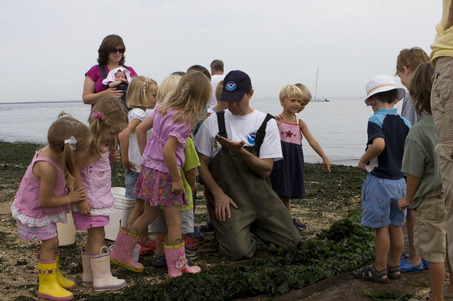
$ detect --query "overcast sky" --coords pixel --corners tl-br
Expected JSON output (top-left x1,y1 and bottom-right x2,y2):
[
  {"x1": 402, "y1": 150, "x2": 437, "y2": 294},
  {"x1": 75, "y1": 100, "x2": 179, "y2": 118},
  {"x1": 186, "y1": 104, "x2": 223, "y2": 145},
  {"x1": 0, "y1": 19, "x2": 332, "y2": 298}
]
[{"x1": 0, "y1": 0, "x2": 441, "y2": 103}]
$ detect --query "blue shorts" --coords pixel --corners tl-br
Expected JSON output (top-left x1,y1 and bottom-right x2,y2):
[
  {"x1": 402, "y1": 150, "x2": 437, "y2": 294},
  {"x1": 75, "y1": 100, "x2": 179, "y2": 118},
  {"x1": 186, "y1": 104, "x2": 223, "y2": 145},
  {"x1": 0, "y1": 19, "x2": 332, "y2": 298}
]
[
  {"x1": 361, "y1": 173, "x2": 407, "y2": 228},
  {"x1": 125, "y1": 170, "x2": 139, "y2": 199}
]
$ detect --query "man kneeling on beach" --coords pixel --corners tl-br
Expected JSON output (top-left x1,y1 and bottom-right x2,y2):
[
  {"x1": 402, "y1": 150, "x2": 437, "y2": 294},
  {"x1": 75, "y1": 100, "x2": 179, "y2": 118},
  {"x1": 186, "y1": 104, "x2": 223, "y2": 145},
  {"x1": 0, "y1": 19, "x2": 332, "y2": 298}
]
[{"x1": 194, "y1": 70, "x2": 300, "y2": 261}]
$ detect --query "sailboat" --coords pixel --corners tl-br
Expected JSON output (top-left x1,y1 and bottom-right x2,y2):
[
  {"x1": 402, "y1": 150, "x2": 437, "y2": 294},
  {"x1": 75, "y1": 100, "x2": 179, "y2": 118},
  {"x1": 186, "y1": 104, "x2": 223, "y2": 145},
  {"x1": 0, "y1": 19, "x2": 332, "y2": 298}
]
[{"x1": 313, "y1": 66, "x2": 330, "y2": 102}]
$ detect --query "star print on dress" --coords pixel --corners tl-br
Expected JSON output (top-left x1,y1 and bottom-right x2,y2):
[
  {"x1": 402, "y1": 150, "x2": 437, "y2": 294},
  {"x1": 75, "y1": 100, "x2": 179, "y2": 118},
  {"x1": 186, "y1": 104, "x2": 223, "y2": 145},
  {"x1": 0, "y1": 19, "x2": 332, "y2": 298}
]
[{"x1": 285, "y1": 130, "x2": 294, "y2": 138}]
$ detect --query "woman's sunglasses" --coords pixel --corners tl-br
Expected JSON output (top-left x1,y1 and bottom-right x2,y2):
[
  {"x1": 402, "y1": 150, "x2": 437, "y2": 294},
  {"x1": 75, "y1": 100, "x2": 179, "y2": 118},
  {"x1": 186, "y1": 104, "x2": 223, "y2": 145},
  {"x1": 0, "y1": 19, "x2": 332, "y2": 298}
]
[{"x1": 111, "y1": 48, "x2": 125, "y2": 54}]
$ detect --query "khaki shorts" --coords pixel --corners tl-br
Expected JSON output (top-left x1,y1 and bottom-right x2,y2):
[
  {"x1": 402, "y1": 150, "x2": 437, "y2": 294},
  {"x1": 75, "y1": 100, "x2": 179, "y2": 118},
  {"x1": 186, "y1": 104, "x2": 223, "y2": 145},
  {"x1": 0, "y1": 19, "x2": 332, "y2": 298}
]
[{"x1": 414, "y1": 189, "x2": 446, "y2": 263}]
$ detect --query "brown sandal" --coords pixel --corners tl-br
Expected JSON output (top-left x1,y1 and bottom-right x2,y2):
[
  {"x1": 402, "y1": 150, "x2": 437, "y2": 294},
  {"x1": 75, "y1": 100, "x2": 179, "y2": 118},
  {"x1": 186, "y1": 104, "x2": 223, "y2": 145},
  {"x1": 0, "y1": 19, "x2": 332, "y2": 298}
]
[
  {"x1": 387, "y1": 265, "x2": 401, "y2": 280},
  {"x1": 352, "y1": 264, "x2": 388, "y2": 283}
]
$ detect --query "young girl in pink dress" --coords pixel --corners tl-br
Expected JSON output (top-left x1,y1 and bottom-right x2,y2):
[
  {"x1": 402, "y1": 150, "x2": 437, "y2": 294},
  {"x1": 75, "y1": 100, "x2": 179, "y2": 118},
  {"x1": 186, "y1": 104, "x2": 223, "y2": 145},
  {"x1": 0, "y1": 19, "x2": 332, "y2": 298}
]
[
  {"x1": 11, "y1": 115, "x2": 91, "y2": 301},
  {"x1": 270, "y1": 84, "x2": 331, "y2": 232},
  {"x1": 111, "y1": 71, "x2": 211, "y2": 277},
  {"x1": 72, "y1": 97, "x2": 128, "y2": 292}
]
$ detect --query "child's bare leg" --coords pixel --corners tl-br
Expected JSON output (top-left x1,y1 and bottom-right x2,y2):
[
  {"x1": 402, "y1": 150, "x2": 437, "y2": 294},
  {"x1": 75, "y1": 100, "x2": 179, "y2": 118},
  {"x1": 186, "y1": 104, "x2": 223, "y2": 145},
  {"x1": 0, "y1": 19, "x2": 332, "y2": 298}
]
[
  {"x1": 163, "y1": 205, "x2": 182, "y2": 245},
  {"x1": 131, "y1": 201, "x2": 159, "y2": 236},
  {"x1": 388, "y1": 225, "x2": 404, "y2": 268},
  {"x1": 86, "y1": 227, "x2": 105, "y2": 255},
  {"x1": 128, "y1": 199, "x2": 144, "y2": 225},
  {"x1": 428, "y1": 261, "x2": 445, "y2": 301},
  {"x1": 374, "y1": 226, "x2": 390, "y2": 273},
  {"x1": 280, "y1": 197, "x2": 290, "y2": 212},
  {"x1": 406, "y1": 209, "x2": 422, "y2": 265},
  {"x1": 40, "y1": 237, "x2": 59, "y2": 261},
  {"x1": 447, "y1": 254, "x2": 453, "y2": 295},
  {"x1": 154, "y1": 232, "x2": 165, "y2": 255}
]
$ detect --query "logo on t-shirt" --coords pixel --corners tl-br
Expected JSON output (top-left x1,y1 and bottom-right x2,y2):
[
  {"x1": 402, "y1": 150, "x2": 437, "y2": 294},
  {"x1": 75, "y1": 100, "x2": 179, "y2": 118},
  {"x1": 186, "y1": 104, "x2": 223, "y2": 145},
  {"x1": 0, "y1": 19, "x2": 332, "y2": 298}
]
[{"x1": 246, "y1": 131, "x2": 256, "y2": 145}]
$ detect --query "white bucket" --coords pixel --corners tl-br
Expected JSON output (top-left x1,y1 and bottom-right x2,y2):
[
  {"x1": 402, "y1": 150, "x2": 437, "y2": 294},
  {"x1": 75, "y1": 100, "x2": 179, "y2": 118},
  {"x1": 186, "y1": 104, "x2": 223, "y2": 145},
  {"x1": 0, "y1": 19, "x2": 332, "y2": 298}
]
[
  {"x1": 109, "y1": 244, "x2": 140, "y2": 262},
  {"x1": 57, "y1": 211, "x2": 76, "y2": 246},
  {"x1": 105, "y1": 187, "x2": 136, "y2": 241}
]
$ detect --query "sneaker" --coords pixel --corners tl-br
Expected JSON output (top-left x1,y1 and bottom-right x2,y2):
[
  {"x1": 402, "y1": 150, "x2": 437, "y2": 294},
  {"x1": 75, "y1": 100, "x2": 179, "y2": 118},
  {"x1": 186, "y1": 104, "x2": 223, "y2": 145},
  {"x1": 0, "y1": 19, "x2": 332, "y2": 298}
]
[
  {"x1": 199, "y1": 221, "x2": 215, "y2": 233},
  {"x1": 187, "y1": 226, "x2": 204, "y2": 241},
  {"x1": 292, "y1": 218, "x2": 306, "y2": 232}
]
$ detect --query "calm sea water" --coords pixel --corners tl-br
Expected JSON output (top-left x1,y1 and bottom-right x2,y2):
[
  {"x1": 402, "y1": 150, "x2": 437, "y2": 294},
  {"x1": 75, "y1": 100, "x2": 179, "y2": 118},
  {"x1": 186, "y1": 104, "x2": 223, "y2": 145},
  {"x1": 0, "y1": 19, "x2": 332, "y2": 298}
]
[{"x1": 0, "y1": 98, "x2": 402, "y2": 166}]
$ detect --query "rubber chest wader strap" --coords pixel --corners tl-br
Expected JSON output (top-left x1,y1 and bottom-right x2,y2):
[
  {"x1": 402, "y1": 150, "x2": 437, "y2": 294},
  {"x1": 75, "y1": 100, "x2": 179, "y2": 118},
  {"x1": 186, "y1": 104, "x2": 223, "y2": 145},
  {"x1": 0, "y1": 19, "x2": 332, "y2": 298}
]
[
  {"x1": 216, "y1": 111, "x2": 229, "y2": 154},
  {"x1": 254, "y1": 113, "x2": 274, "y2": 155},
  {"x1": 216, "y1": 111, "x2": 274, "y2": 155}
]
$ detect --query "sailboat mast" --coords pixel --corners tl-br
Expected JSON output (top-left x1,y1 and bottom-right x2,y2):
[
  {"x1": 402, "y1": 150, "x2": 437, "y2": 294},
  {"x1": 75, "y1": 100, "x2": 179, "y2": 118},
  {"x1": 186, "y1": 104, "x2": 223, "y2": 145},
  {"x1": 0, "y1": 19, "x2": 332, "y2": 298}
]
[{"x1": 314, "y1": 65, "x2": 319, "y2": 101}]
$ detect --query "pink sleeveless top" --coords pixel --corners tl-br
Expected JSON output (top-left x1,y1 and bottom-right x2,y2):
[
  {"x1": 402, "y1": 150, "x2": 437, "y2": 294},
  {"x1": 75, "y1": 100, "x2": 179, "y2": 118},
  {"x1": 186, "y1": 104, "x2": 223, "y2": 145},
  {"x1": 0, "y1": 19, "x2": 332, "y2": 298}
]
[
  {"x1": 11, "y1": 151, "x2": 68, "y2": 226},
  {"x1": 72, "y1": 149, "x2": 114, "y2": 216},
  {"x1": 278, "y1": 120, "x2": 303, "y2": 145}
]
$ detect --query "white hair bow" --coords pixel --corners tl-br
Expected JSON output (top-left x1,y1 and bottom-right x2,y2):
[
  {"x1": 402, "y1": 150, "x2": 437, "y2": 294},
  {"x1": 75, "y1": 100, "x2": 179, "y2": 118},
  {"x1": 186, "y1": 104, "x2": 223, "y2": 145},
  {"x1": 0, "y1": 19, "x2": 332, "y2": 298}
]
[{"x1": 64, "y1": 136, "x2": 77, "y2": 151}]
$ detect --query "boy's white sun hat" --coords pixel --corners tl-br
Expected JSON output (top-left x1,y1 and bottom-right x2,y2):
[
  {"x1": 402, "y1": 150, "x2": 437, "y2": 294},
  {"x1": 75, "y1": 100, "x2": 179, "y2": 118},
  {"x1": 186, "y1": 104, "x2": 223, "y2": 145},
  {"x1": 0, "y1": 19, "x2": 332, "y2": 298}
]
[{"x1": 365, "y1": 75, "x2": 405, "y2": 105}]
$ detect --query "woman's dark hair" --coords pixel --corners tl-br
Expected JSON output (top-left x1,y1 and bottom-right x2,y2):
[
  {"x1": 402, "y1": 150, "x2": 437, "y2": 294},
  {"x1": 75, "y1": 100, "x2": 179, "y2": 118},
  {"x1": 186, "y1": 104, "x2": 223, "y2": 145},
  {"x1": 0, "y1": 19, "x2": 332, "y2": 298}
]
[{"x1": 97, "y1": 34, "x2": 126, "y2": 66}]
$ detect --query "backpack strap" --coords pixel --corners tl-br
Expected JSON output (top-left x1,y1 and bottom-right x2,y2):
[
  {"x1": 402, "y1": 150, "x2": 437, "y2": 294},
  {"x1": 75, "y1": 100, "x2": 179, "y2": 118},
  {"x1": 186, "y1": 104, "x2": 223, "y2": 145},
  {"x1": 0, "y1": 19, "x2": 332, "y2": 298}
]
[
  {"x1": 216, "y1": 111, "x2": 229, "y2": 153},
  {"x1": 254, "y1": 113, "x2": 274, "y2": 156},
  {"x1": 98, "y1": 65, "x2": 108, "y2": 80}
]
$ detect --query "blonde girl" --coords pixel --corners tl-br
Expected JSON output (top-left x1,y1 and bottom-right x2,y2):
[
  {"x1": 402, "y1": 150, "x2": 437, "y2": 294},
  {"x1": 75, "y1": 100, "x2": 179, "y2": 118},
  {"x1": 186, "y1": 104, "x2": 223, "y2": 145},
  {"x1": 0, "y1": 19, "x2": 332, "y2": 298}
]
[
  {"x1": 270, "y1": 84, "x2": 331, "y2": 232},
  {"x1": 111, "y1": 71, "x2": 211, "y2": 277},
  {"x1": 118, "y1": 76, "x2": 158, "y2": 256},
  {"x1": 72, "y1": 97, "x2": 128, "y2": 292},
  {"x1": 156, "y1": 74, "x2": 182, "y2": 104},
  {"x1": 11, "y1": 115, "x2": 91, "y2": 301}
]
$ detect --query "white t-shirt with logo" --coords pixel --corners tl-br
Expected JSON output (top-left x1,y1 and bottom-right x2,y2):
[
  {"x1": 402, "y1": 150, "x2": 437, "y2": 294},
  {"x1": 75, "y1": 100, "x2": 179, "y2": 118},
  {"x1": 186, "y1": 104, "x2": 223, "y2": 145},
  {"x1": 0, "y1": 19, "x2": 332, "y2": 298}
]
[{"x1": 194, "y1": 109, "x2": 282, "y2": 161}]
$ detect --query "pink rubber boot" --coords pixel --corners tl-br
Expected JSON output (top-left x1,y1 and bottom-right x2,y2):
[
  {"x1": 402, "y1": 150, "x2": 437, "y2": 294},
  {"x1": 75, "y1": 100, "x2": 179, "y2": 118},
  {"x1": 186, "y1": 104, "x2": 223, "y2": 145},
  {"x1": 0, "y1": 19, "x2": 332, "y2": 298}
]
[
  {"x1": 164, "y1": 241, "x2": 201, "y2": 278},
  {"x1": 110, "y1": 226, "x2": 144, "y2": 272}
]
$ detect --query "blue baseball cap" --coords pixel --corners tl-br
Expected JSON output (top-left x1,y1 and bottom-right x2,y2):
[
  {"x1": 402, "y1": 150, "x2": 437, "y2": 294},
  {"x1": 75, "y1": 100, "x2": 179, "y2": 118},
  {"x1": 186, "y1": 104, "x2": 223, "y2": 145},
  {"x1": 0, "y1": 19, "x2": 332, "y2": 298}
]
[{"x1": 221, "y1": 70, "x2": 252, "y2": 102}]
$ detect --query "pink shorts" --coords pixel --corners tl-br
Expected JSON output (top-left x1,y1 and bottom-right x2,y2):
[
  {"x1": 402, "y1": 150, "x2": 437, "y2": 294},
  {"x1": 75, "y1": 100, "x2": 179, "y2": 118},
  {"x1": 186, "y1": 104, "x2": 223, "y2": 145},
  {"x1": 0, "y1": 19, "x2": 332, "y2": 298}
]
[
  {"x1": 72, "y1": 212, "x2": 109, "y2": 230},
  {"x1": 16, "y1": 220, "x2": 57, "y2": 241}
]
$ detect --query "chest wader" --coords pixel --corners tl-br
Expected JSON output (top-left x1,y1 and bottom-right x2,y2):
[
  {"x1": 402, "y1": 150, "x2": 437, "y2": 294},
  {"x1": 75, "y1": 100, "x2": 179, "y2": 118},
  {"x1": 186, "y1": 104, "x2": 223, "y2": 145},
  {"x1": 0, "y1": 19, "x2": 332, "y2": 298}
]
[{"x1": 205, "y1": 111, "x2": 300, "y2": 261}]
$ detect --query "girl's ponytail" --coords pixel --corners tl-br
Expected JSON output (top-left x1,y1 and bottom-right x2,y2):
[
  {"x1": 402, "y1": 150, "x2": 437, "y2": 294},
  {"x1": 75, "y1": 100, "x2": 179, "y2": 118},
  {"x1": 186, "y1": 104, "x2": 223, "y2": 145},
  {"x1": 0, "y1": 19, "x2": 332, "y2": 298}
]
[{"x1": 48, "y1": 114, "x2": 92, "y2": 190}]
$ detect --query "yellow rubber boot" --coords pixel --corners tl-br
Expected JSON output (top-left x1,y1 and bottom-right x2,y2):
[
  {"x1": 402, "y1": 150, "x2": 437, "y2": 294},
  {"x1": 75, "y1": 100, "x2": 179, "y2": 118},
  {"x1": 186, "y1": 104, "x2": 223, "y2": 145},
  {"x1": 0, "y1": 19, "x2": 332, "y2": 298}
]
[
  {"x1": 55, "y1": 254, "x2": 76, "y2": 289},
  {"x1": 38, "y1": 260, "x2": 73, "y2": 300}
]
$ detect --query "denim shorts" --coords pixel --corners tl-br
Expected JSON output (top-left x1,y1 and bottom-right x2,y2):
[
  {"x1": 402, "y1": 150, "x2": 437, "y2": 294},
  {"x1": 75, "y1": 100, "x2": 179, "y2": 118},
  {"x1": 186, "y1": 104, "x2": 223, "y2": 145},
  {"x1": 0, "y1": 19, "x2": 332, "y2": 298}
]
[
  {"x1": 125, "y1": 170, "x2": 140, "y2": 199},
  {"x1": 361, "y1": 173, "x2": 407, "y2": 228},
  {"x1": 149, "y1": 209, "x2": 194, "y2": 234}
]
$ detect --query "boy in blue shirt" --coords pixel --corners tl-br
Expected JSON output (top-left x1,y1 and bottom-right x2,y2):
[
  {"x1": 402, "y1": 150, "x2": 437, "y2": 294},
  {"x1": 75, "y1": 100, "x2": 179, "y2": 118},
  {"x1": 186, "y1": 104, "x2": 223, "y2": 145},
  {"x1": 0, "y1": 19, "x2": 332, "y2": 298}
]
[{"x1": 353, "y1": 75, "x2": 411, "y2": 283}]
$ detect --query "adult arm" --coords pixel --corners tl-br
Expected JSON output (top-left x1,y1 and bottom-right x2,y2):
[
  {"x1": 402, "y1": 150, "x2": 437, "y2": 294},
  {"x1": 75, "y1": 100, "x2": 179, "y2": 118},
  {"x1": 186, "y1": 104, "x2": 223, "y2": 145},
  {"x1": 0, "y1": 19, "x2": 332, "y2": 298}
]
[
  {"x1": 398, "y1": 174, "x2": 422, "y2": 210},
  {"x1": 445, "y1": 0, "x2": 453, "y2": 31},
  {"x1": 197, "y1": 152, "x2": 238, "y2": 221},
  {"x1": 300, "y1": 120, "x2": 331, "y2": 172},
  {"x1": 215, "y1": 135, "x2": 274, "y2": 178},
  {"x1": 82, "y1": 76, "x2": 123, "y2": 105},
  {"x1": 358, "y1": 137, "x2": 385, "y2": 171}
]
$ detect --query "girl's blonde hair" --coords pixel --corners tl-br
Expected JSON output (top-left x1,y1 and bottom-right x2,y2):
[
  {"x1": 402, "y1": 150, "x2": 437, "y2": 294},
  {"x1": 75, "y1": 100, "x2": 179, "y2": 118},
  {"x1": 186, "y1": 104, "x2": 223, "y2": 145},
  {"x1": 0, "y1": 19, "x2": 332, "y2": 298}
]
[
  {"x1": 408, "y1": 62, "x2": 434, "y2": 116},
  {"x1": 158, "y1": 72, "x2": 211, "y2": 125},
  {"x1": 89, "y1": 97, "x2": 128, "y2": 156},
  {"x1": 295, "y1": 83, "x2": 312, "y2": 102},
  {"x1": 279, "y1": 84, "x2": 303, "y2": 101},
  {"x1": 126, "y1": 76, "x2": 158, "y2": 109},
  {"x1": 215, "y1": 80, "x2": 224, "y2": 102},
  {"x1": 156, "y1": 74, "x2": 182, "y2": 104},
  {"x1": 47, "y1": 114, "x2": 91, "y2": 190}
]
